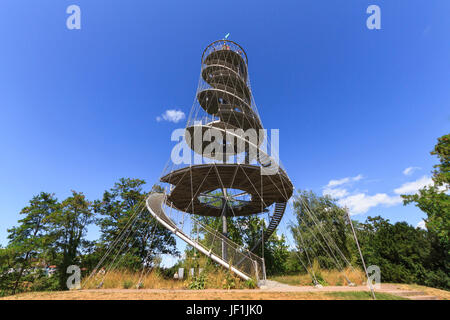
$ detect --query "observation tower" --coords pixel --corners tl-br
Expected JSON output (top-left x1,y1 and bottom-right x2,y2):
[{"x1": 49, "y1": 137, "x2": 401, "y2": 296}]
[{"x1": 147, "y1": 39, "x2": 293, "y2": 282}]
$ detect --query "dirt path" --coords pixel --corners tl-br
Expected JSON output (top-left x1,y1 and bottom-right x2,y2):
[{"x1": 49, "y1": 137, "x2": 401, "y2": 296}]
[
  {"x1": 1, "y1": 290, "x2": 333, "y2": 300},
  {"x1": 260, "y1": 281, "x2": 446, "y2": 300},
  {"x1": 1, "y1": 283, "x2": 447, "y2": 300}
]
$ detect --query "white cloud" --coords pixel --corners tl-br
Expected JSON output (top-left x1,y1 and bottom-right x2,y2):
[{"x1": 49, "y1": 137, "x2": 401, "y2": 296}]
[
  {"x1": 156, "y1": 109, "x2": 186, "y2": 123},
  {"x1": 323, "y1": 188, "x2": 348, "y2": 198},
  {"x1": 338, "y1": 193, "x2": 402, "y2": 215},
  {"x1": 325, "y1": 174, "x2": 363, "y2": 188},
  {"x1": 326, "y1": 177, "x2": 350, "y2": 188},
  {"x1": 324, "y1": 174, "x2": 401, "y2": 215},
  {"x1": 403, "y1": 166, "x2": 421, "y2": 176},
  {"x1": 394, "y1": 176, "x2": 433, "y2": 195},
  {"x1": 416, "y1": 220, "x2": 426, "y2": 230},
  {"x1": 322, "y1": 173, "x2": 438, "y2": 216},
  {"x1": 323, "y1": 174, "x2": 362, "y2": 199}
]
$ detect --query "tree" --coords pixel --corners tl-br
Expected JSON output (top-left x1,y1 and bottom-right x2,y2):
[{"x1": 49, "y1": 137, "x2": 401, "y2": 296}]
[
  {"x1": 403, "y1": 134, "x2": 449, "y2": 244},
  {"x1": 6, "y1": 192, "x2": 59, "y2": 294},
  {"x1": 94, "y1": 178, "x2": 177, "y2": 270},
  {"x1": 290, "y1": 190, "x2": 353, "y2": 271},
  {"x1": 46, "y1": 191, "x2": 94, "y2": 289},
  {"x1": 196, "y1": 216, "x2": 244, "y2": 247},
  {"x1": 356, "y1": 216, "x2": 449, "y2": 289},
  {"x1": 402, "y1": 134, "x2": 449, "y2": 286},
  {"x1": 262, "y1": 232, "x2": 290, "y2": 276},
  {"x1": 236, "y1": 215, "x2": 289, "y2": 276},
  {"x1": 0, "y1": 246, "x2": 22, "y2": 296},
  {"x1": 430, "y1": 134, "x2": 449, "y2": 187}
]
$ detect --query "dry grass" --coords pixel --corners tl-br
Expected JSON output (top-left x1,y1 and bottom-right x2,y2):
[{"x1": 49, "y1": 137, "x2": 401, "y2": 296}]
[
  {"x1": 83, "y1": 261, "x2": 366, "y2": 290},
  {"x1": 82, "y1": 270, "x2": 186, "y2": 290},
  {"x1": 202, "y1": 267, "x2": 249, "y2": 289},
  {"x1": 82, "y1": 268, "x2": 251, "y2": 290},
  {"x1": 271, "y1": 266, "x2": 366, "y2": 287}
]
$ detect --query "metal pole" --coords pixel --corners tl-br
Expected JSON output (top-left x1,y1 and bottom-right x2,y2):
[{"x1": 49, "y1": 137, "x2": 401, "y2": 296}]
[
  {"x1": 261, "y1": 222, "x2": 266, "y2": 283},
  {"x1": 222, "y1": 214, "x2": 228, "y2": 262},
  {"x1": 346, "y1": 210, "x2": 376, "y2": 300},
  {"x1": 222, "y1": 189, "x2": 228, "y2": 262},
  {"x1": 261, "y1": 223, "x2": 264, "y2": 261}
]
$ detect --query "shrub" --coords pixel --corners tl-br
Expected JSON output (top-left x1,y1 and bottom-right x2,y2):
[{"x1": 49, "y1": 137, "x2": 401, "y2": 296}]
[
  {"x1": 188, "y1": 273, "x2": 206, "y2": 290},
  {"x1": 222, "y1": 270, "x2": 237, "y2": 289},
  {"x1": 244, "y1": 278, "x2": 257, "y2": 289},
  {"x1": 122, "y1": 280, "x2": 133, "y2": 289}
]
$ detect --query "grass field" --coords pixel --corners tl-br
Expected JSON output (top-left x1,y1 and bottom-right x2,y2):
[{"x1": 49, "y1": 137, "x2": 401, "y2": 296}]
[
  {"x1": 324, "y1": 291, "x2": 406, "y2": 300},
  {"x1": 81, "y1": 267, "x2": 365, "y2": 290},
  {"x1": 81, "y1": 268, "x2": 252, "y2": 290},
  {"x1": 270, "y1": 267, "x2": 365, "y2": 286}
]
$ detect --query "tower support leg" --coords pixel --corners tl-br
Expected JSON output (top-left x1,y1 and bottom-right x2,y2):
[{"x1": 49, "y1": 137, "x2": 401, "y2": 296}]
[{"x1": 222, "y1": 214, "x2": 228, "y2": 262}]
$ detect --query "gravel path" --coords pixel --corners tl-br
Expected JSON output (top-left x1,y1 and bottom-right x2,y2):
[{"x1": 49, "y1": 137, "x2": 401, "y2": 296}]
[{"x1": 258, "y1": 281, "x2": 443, "y2": 299}]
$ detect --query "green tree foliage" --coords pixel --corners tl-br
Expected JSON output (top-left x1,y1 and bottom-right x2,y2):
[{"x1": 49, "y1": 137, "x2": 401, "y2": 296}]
[
  {"x1": 6, "y1": 192, "x2": 59, "y2": 294},
  {"x1": 0, "y1": 178, "x2": 179, "y2": 296},
  {"x1": 284, "y1": 251, "x2": 304, "y2": 274},
  {"x1": 290, "y1": 190, "x2": 353, "y2": 270},
  {"x1": 357, "y1": 216, "x2": 449, "y2": 289},
  {"x1": 46, "y1": 191, "x2": 94, "y2": 289},
  {"x1": 402, "y1": 134, "x2": 449, "y2": 250},
  {"x1": 289, "y1": 188, "x2": 449, "y2": 290},
  {"x1": 0, "y1": 246, "x2": 22, "y2": 296},
  {"x1": 262, "y1": 233, "x2": 290, "y2": 276},
  {"x1": 430, "y1": 134, "x2": 449, "y2": 186},
  {"x1": 235, "y1": 215, "x2": 289, "y2": 276},
  {"x1": 196, "y1": 216, "x2": 244, "y2": 247},
  {"x1": 94, "y1": 178, "x2": 177, "y2": 270},
  {"x1": 400, "y1": 134, "x2": 449, "y2": 289},
  {"x1": 358, "y1": 217, "x2": 430, "y2": 283}
]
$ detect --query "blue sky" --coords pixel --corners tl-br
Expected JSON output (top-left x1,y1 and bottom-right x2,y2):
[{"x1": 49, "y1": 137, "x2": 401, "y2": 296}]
[{"x1": 0, "y1": 0, "x2": 449, "y2": 246}]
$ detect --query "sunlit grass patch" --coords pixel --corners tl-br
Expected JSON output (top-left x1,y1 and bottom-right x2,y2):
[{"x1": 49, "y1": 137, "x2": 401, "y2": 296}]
[
  {"x1": 270, "y1": 266, "x2": 365, "y2": 287},
  {"x1": 326, "y1": 291, "x2": 407, "y2": 300}
]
